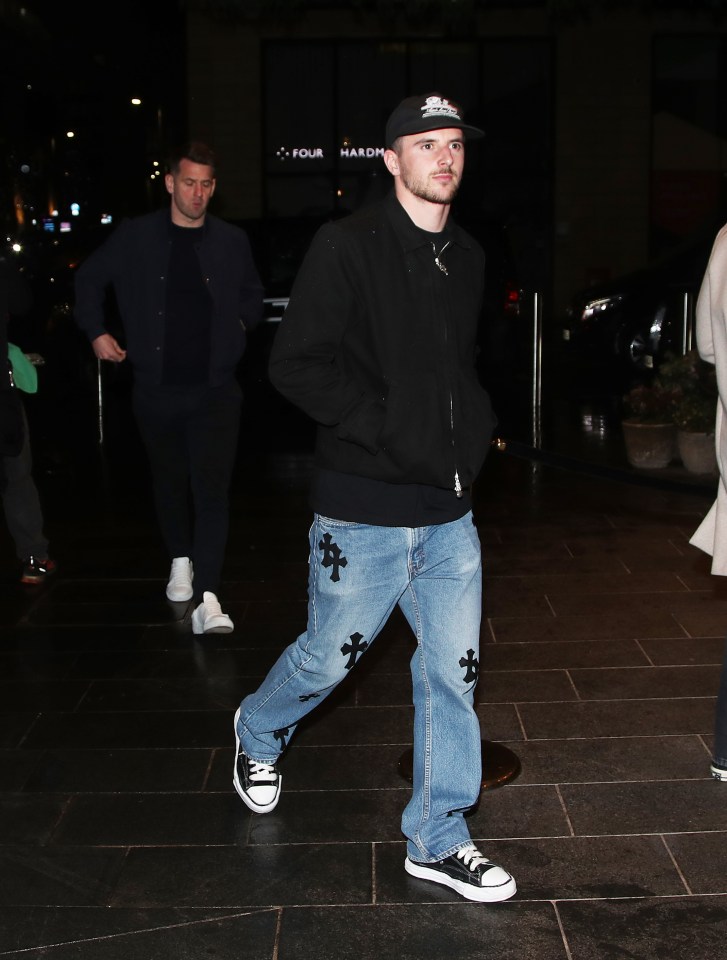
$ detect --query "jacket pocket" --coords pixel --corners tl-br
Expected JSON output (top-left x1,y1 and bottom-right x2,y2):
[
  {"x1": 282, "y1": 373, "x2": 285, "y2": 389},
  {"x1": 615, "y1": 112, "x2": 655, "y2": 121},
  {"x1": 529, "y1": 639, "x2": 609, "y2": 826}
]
[
  {"x1": 377, "y1": 373, "x2": 449, "y2": 478},
  {"x1": 336, "y1": 395, "x2": 387, "y2": 455}
]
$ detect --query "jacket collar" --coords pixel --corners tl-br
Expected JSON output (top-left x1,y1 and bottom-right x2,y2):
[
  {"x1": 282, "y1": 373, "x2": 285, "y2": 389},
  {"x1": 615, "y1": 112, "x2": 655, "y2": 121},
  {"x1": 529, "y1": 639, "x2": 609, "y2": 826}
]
[{"x1": 383, "y1": 190, "x2": 470, "y2": 253}]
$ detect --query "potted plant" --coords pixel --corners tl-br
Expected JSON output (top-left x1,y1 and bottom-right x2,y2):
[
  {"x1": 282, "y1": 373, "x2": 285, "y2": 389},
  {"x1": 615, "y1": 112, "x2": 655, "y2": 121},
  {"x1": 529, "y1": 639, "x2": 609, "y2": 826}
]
[
  {"x1": 660, "y1": 350, "x2": 718, "y2": 475},
  {"x1": 621, "y1": 378, "x2": 679, "y2": 469}
]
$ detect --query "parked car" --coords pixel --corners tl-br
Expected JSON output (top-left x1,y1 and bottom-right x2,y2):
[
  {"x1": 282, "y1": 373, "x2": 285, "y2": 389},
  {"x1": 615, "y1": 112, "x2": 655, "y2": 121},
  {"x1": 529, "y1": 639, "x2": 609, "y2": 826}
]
[{"x1": 561, "y1": 232, "x2": 715, "y2": 379}]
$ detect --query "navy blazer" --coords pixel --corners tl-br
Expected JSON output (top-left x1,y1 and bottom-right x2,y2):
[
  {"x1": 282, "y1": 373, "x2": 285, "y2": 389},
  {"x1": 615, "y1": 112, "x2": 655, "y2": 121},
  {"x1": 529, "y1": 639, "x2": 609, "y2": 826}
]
[{"x1": 74, "y1": 209, "x2": 264, "y2": 387}]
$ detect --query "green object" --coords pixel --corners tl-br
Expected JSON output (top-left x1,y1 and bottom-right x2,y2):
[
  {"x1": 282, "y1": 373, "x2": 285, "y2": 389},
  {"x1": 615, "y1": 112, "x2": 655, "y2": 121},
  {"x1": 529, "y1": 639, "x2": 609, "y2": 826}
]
[{"x1": 7, "y1": 343, "x2": 38, "y2": 394}]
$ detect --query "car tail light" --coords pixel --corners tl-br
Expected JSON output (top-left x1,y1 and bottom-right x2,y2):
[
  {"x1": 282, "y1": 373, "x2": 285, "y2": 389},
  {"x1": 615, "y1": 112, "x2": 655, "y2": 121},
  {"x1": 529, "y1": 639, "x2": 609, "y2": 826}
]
[{"x1": 504, "y1": 281, "x2": 521, "y2": 316}]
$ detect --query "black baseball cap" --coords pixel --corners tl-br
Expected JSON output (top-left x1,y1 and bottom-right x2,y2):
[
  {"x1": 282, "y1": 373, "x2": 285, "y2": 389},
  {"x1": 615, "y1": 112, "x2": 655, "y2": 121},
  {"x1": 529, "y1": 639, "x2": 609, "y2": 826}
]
[{"x1": 385, "y1": 93, "x2": 485, "y2": 148}]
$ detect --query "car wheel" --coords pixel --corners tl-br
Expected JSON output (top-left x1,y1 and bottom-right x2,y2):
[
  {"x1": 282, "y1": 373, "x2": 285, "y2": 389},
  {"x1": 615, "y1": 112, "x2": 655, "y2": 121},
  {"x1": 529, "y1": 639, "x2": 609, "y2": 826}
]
[
  {"x1": 615, "y1": 316, "x2": 660, "y2": 373},
  {"x1": 627, "y1": 330, "x2": 655, "y2": 370}
]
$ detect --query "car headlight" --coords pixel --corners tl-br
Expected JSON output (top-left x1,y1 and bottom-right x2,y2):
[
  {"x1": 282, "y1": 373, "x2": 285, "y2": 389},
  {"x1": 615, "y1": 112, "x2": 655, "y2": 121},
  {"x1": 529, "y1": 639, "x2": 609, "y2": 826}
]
[
  {"x1": 581, "y1": 294, "x2": 624, "y2": 322},
  {"x1": 650, "y1": 305, "x2": 666, "y2": 337}
]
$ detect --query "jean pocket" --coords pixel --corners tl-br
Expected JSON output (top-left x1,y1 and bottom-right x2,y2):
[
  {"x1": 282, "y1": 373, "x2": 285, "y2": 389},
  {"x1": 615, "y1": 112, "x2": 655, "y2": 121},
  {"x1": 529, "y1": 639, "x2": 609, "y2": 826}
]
[{"x1": 315, "y1": 514, "x2": 360, "y2": 529}]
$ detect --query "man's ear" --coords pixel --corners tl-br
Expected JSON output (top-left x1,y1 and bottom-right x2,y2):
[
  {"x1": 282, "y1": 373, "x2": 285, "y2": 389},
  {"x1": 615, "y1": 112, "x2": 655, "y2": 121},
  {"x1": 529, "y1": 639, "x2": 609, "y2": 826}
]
[{"x1": 383, "y1": 148, "x2": 400, "y2": 177}]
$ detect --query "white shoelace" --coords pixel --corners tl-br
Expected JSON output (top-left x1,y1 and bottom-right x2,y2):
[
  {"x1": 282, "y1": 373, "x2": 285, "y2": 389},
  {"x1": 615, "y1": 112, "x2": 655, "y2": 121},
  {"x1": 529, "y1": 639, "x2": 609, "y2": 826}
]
[
  {"x1": 248, "y1": 759, "x2": 277, "y2": 782},
  {"x1": 456, "y1": 845, "x2": 490, "y2": 871}
]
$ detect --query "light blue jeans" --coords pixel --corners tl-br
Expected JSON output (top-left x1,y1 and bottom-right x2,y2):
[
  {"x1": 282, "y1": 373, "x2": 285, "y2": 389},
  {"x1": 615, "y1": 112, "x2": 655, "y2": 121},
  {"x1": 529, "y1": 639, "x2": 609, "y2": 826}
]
[{"x1": 237, "y1": 511, "x2": 483, "y2": 862}]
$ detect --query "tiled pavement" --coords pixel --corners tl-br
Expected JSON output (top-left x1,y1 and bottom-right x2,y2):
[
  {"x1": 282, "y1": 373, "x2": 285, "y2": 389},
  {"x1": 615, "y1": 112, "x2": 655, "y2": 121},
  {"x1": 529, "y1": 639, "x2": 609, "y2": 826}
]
[{"x1": 2, "y1": 403, "x2": 727, "y2": 959}]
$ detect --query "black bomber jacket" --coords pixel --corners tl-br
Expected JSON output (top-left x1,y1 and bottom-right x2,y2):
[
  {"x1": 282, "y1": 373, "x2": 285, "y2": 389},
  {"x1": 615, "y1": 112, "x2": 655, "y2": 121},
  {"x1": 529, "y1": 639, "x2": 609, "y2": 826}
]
[{"x1": 268, "y1": 192, "x2": 496, "y2": 492}]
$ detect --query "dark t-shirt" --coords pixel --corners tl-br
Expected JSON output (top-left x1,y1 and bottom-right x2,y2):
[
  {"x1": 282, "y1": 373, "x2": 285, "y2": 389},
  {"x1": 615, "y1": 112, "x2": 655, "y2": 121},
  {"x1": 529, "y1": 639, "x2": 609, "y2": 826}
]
[
  {"x1": 162, "y1": 224, "x2": 212, "y2": 385},
  {"x1": 312, "y1": 468, "x2": 471, "y2": 527}
]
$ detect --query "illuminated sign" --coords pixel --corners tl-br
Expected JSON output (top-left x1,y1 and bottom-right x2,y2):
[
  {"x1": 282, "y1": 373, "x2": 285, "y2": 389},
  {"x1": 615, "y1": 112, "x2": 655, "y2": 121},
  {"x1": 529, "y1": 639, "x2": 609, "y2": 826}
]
[
  {"x1": 340, "y1": 147, "x2": 385, "y2": 159},
  {"x1": 276, "y1": 146, "x2": 325, "y2": 161},
  {"x1": 275, "y1": 146, "x2": 385, "y2": 161}
]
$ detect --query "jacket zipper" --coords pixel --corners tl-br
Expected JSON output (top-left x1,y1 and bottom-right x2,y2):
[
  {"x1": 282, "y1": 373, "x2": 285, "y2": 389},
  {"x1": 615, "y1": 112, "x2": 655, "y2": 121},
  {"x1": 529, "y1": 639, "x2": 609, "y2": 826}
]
[
  {"x1": 434, "y1": 243, "x2": 462, "y2": 498},
  {"x1": 451, "y1": 400, "x2": 462, "y2": 496}
]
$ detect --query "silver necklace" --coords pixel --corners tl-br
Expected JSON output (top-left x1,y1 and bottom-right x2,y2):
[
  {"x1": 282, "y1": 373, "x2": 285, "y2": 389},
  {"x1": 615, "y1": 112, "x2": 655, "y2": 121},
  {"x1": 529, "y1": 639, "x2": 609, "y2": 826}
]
[{"x1": 432, "y1": 240, "x2": 451, "y2": 275}]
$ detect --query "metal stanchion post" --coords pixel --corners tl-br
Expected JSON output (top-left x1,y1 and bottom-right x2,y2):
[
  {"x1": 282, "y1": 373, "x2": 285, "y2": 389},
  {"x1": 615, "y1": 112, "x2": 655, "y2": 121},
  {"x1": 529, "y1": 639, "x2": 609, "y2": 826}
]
[
  {"x1": 97, "y1": 358, "x2": 104, "y2": 445},
  {"x1": 682, "y1": 290, "x2": 694, "y2": 355},
  {"x1": 532, "y1": 291, "x2": 543, "y2": 449}
]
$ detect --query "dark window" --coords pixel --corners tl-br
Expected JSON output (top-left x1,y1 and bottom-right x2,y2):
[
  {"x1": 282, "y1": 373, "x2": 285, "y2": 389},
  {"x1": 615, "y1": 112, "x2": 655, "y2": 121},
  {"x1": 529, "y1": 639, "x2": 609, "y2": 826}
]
[
  {"x1": 651, "y1": 34, "x2": 727, "y2": 253},
  {"x1": 262, "y1": 36, "x2": 553, "y2": 287}
]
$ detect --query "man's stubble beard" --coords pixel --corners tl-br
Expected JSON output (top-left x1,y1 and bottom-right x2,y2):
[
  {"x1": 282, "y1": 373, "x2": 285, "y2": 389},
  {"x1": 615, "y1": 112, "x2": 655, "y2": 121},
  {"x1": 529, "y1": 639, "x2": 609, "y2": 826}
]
[
  {"x1": 177, "y1": 202, "x2": 206, "y2": 222},
  {"x1": 400, "y1": 170, "x2": 461, "y2": 206}
]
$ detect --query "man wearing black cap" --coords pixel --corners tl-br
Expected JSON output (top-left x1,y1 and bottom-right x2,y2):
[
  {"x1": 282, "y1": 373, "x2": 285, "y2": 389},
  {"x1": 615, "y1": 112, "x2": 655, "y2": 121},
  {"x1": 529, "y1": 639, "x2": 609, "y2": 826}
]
[{"x1": 233, "y1": 93, "x2": 516, "y2": 903}]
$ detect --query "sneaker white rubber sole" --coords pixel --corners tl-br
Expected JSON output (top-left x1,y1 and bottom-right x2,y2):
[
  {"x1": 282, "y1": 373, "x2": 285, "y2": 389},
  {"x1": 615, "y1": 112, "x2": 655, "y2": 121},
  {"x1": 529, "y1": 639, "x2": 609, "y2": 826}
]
[
  {"x1": 192, "y1": 609, "x2": 234, "y2": 634},
  {"x1": 404, "y1": 856, "x2": 517, "y2": 903},
  {"x1": 710, "y1": 763, "x2": 727, "y2": 782},
  {"x1": 191, "y1": 592, "x2": 233, "y2": 634}
]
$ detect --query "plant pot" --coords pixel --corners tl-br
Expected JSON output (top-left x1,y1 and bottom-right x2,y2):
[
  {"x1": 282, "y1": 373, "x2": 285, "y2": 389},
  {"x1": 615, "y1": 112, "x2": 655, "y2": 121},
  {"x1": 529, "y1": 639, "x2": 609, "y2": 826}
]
[
  {"x1": 621, "y1": 420, "x2": 677, "y2": 469},
  {"x1": 677, "y1": 430, "x2": 718, "y2": 475}
]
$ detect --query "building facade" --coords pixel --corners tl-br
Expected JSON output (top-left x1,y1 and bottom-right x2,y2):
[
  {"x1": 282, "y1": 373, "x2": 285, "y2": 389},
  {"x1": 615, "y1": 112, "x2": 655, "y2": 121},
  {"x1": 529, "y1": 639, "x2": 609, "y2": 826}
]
[{"x1": 185, "y1": 3, "x2": 727, "y2": 315}]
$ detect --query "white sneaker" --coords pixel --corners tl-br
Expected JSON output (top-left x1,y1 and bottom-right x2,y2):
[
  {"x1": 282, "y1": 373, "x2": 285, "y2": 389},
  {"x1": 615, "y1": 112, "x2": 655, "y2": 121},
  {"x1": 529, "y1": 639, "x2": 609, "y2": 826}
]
[
  {"x1": 192, "y1": 591, "x2": 234, "y2": 635},
  {"x1": 166, "y1": 557, "x2": 193, "y2": 602}
]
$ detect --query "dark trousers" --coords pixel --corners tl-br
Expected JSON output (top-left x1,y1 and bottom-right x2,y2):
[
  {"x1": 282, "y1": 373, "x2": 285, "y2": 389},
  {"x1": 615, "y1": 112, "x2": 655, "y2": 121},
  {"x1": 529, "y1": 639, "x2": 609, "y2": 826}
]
[
  {"x1": 715, "y1": 638, "x2": 727, "y2": 766},
  {"x1": 132, "y1": 380, "x2": 242, "y2": 601},
  {"x1": 1, "y1": 405, "x2": 49, "y2": 562}
]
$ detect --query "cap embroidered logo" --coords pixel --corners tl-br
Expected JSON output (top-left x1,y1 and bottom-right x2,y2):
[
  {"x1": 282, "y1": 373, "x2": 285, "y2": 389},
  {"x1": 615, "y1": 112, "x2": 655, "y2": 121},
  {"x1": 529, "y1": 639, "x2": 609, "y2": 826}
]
[{"x1": 420, "y1": 96, "x2": 462, "y2": 122}]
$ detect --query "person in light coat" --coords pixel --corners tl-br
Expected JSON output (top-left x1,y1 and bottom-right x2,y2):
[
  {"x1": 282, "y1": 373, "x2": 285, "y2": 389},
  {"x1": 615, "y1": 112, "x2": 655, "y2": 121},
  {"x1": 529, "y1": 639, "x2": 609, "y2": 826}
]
[{"x1": 689, "y1": 221, "x2": 727, "y2": 781}]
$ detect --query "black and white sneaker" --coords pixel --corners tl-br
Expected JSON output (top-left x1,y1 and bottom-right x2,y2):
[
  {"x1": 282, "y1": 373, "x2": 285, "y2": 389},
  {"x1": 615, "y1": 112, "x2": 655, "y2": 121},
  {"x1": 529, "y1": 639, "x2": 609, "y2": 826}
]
[
  {"x1": 405, "y1": 844, "x2": 517, "y2": 903},
  {"x1": 232, "y1": 708, "x2": 281, "y2": 813},
  {"x1": 710, "y1": 761, "x2": 727, "y2": 782}
]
